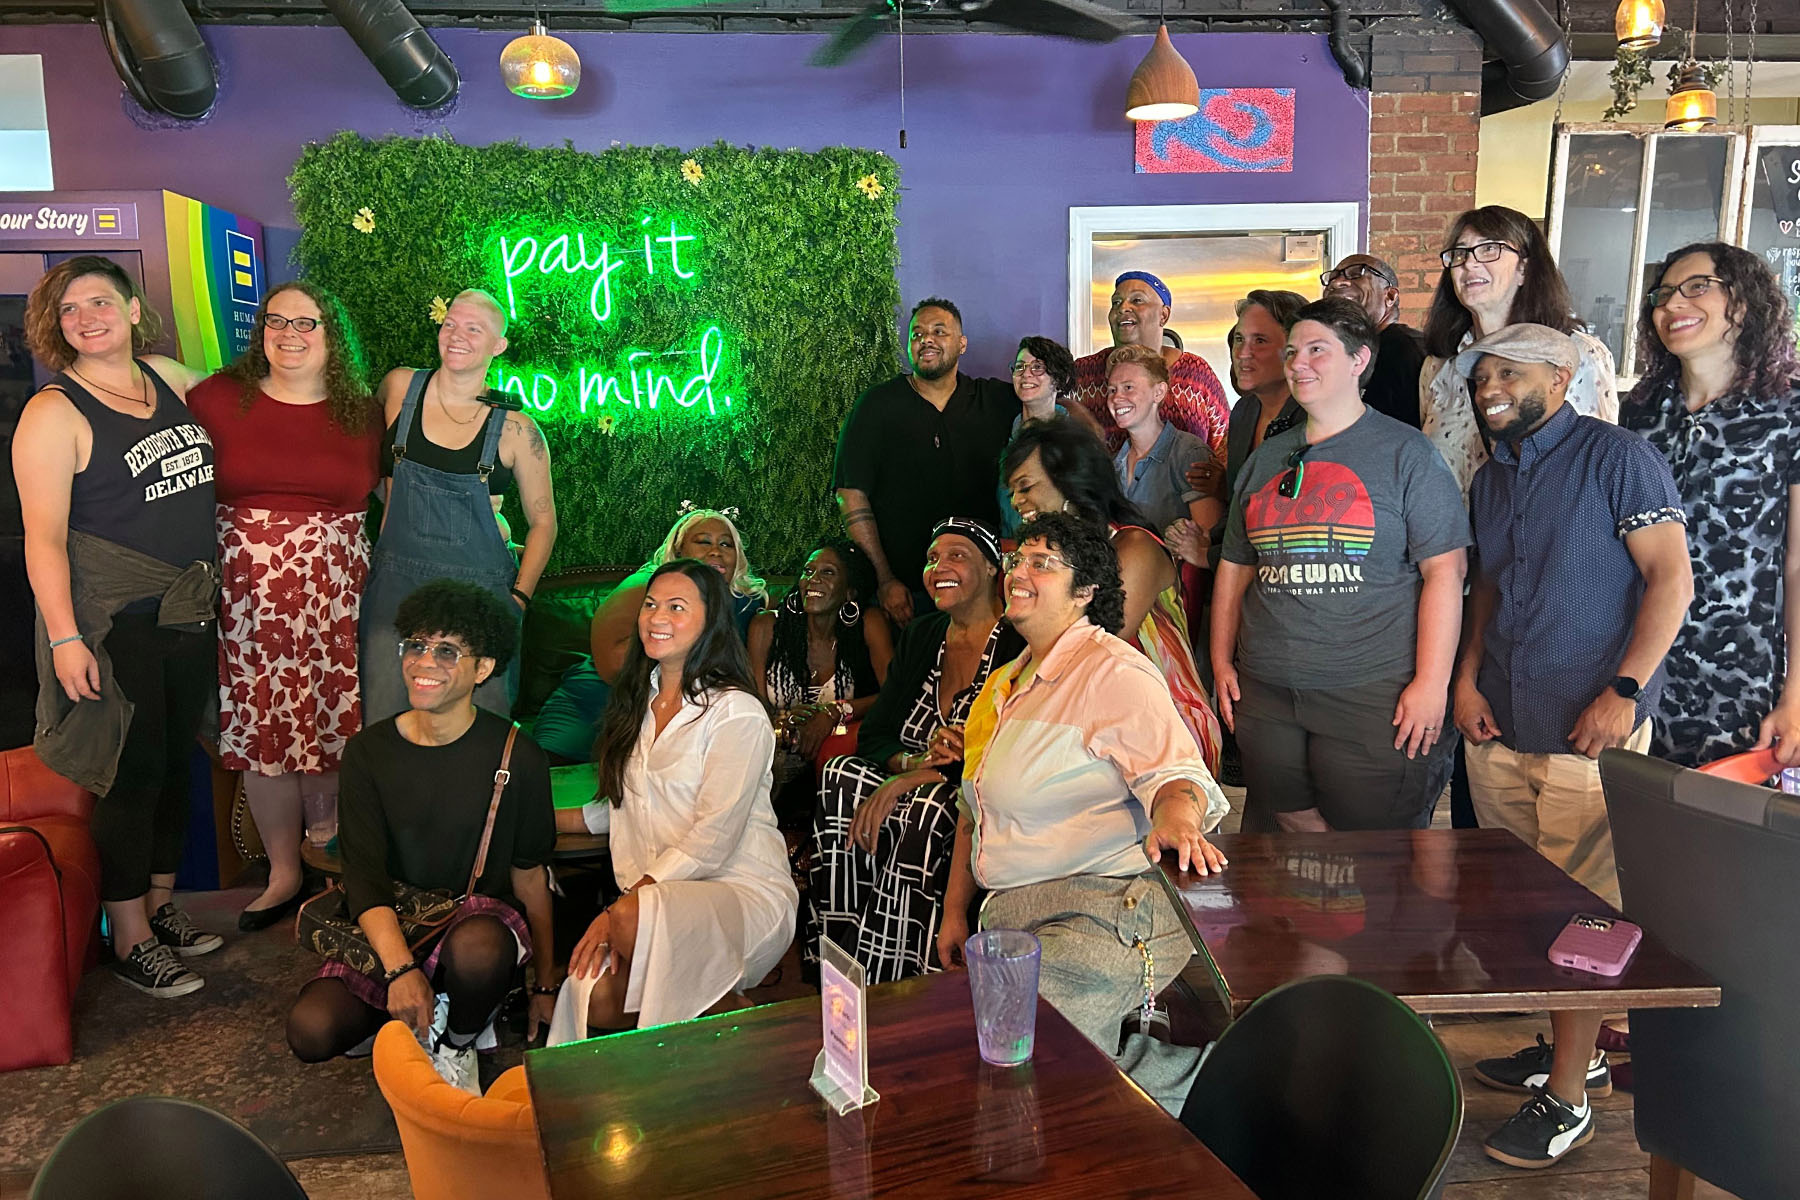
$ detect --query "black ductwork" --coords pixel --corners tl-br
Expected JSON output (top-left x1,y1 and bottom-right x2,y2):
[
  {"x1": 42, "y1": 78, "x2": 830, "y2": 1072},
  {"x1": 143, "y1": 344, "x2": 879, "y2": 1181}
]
[
  {"x1": 96, "y1": 0, "x2": 218, "y2": 121},
  {"x1": 320, "y1": 0, "x2": 459, "y2": 109},
  {"x1": 1445, "y1": 0, "x2": 1570, "y2": 116},
  {"x1": 1321, "y1": 0, "x2": 1370, "y2": 91}
]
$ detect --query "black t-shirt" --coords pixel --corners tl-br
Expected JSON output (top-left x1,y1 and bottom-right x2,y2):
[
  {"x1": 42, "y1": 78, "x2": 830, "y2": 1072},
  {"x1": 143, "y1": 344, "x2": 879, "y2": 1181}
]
[
  {"x1": 1362, "y1": 323, "x2": 1427, "y2": 429},
  {"x1": 339, "y1": 709, "x2": 554, "y2": 919},
  {"x1": 831, "y1": 373, "x2": 1017, "y2": 585}
]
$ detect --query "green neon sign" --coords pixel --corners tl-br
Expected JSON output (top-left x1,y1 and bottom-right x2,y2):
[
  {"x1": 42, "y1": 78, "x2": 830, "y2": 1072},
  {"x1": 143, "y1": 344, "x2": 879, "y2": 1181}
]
[
  {"x1": 492, "y1": 325, "x2": 733, "y2": 419},
  {"x1": 496, "y1": 216, "x2": 700, "y2": 324}
]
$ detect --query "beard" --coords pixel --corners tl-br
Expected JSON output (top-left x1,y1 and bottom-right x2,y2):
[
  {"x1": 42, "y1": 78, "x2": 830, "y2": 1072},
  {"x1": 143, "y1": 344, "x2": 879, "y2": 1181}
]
[
  {"x1": 912, "y1": 355, "x2": 957, "y2": 381},
  {"x1": 1484, "y1": 391, "x2": 1549, "y2": 444}
]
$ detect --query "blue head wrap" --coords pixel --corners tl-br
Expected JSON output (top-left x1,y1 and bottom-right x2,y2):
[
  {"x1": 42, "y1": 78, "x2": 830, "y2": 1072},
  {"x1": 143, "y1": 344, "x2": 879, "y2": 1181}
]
[{"x1": 1114, "y1": 271, "x2": 1172, "y2": 308}]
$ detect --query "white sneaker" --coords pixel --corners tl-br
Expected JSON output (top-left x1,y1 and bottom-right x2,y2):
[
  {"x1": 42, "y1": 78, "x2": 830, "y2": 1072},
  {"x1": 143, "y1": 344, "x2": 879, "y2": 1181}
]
[{"x1": 429, "y1": 1038, "x2": 479, "y2": 1095}]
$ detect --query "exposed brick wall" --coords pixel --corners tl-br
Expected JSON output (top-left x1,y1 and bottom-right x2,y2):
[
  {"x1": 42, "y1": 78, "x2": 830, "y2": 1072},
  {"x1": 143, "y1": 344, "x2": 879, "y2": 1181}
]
[{"x1": 1365, "y1": 25, "x2": 1483, "y2": 328}]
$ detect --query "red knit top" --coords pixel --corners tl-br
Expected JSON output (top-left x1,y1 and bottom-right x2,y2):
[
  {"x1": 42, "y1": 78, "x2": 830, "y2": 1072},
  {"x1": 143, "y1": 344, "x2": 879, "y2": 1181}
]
[{"x1": 187, "y1": 373, "x2": 381, "y2": 513}]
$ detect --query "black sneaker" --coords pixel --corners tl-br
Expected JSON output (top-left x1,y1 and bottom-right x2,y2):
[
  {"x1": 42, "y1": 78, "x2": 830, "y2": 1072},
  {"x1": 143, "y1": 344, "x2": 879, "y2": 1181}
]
[
  {"x1": 113, "y1": 937, "x2": 205, "y2": 998},
  {"x1": 1483, "y1": 1086, "x2": 1594, "y2": 1169},
  {"x1": 1473, "y1": 1034, "x2": 1611, "y2": 1097},
  {"x1": 150, "y1": 903, "x2": 223, "y2": 957}
]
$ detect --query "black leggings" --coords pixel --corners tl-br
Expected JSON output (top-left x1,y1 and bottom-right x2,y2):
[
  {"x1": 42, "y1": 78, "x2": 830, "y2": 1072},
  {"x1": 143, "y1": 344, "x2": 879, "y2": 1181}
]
[
  {"x1": 286, "y1": 915, "x2": 519, "y2": 1063},
  {"x1": 90, "y1": 612, "x2": 217, "y2": 902}
]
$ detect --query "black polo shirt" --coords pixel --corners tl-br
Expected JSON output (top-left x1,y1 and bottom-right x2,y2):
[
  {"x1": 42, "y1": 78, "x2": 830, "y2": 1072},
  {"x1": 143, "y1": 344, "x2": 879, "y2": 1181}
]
[
  {"x1": 832, "y1": 372, "x2": 1016, "y2": 585},
  {"x1": 1362, "y1": 322, "x2": 1427, "y2": 428}
]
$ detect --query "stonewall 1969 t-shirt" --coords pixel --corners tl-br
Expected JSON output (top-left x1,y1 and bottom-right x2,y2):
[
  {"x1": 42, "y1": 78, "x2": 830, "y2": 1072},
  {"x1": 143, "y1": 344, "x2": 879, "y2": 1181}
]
[{"x1": 1220, "y1": 408, "x2": 1469, "y2": 689}]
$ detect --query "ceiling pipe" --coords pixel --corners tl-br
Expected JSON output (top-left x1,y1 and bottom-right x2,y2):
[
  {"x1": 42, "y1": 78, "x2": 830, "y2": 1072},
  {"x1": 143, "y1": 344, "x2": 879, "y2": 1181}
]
[
  {"x1": 1320, "y1": 0, "x2": 1370, "y2": 90},
  {"x1": 319, "y1": 0, "x2": 459, "y2": 109},
  {"x1": 1445, "y1": 0, "x2": 1571, "y2": 115},
  {"x1": 96, "y1": 0, "x2": 218, "y2": 120}
]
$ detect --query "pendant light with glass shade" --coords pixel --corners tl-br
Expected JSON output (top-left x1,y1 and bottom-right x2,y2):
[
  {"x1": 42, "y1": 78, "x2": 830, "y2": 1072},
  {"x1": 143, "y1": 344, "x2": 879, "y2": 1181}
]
[
  {"x1": 1125, "y1": 0, "x2": 1198, "y2": 122},
  {"x1": 501, "y1": 20, "x2": 580, "y2": 100},
  {"x1": 1614, "y1": 0, "x2": 1664, "y2": 50},
  {"x1": 1663, "y1": 0, "x2": 1715, "y2": 130}
]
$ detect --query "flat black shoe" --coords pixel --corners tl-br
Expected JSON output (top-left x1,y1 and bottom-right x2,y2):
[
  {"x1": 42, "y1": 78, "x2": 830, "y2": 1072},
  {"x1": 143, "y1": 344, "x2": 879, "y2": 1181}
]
[{"x1": 238, "y1": 890, "x2": 302, "y2": 932}]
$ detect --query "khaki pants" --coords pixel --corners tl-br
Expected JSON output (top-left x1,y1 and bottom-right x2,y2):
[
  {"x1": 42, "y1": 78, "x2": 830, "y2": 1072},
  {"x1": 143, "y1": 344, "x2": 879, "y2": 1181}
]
[{"x1": 1464, "y1": 722, "x2": 1652, "y2": 910}]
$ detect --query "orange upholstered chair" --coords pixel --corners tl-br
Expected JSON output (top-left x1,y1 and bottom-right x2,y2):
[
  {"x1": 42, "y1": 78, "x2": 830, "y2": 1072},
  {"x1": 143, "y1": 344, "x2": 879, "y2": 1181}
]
[{"x1": 370, "y1": 1021, "x2": 552, "y2": 1200}]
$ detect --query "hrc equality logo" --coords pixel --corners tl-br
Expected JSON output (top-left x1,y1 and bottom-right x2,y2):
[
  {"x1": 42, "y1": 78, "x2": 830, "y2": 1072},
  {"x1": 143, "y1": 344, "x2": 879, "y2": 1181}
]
[{"x1": 1245, "y1": 460, "x2": 1375, "y2": 559}]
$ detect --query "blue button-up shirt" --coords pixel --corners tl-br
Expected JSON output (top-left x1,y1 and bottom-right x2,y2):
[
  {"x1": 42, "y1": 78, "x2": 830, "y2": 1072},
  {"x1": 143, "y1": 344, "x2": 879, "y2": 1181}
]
[{"x1": 1468, "y1": 403, "x2": 1685, "y2": 754}]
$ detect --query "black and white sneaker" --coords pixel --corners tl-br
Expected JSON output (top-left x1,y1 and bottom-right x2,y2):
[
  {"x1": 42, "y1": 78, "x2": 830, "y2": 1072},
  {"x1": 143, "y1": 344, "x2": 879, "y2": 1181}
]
[
  {"x1": 1473, "y1": 1034, "x2": 1611, "y2": 1097},
  {"x1": 1483, "y1": 1085, "x2": 1594, "y2": 1168},
  {"x1": 150, "y1": 903, "x2": 223, "y2": 957},
  {"x1": 113, "y1": 937, "x2": 205, "y2": 998}
]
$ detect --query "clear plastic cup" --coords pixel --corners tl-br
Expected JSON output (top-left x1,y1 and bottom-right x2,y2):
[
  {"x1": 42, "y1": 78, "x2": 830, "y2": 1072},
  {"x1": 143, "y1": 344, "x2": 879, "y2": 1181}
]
[
  {"x1": 302, "y1": 789, "x2": 338, "y2": 848},
  {"x1": 965, "y1": 929, "x2": 1042, "y2": 1066}
]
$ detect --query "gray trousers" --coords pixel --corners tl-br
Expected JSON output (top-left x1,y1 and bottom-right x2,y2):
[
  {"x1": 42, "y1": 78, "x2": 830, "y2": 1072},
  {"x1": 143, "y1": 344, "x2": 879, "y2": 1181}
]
[{"x1": 981, "y1": 871, "x2": 1202, "y2": 1115}]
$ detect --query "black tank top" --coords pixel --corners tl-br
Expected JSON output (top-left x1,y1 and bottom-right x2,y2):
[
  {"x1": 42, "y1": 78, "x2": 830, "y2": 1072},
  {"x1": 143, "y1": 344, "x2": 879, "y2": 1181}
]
[
  {"x1": 58, "y1": 362, "x2": 216, "y2": 567},
  {"x1": 377, "y1": 371, "x2": 514, "y2": 496}
]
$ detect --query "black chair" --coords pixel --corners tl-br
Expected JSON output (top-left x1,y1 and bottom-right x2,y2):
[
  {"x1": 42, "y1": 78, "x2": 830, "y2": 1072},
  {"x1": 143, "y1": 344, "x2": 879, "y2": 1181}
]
[
  {"x1": 1600, "y1": 747, "x2": 1800, "y2": 1200},
  {"x1": 1178, "y1": 975, "x2": 1461, "y2": 1200},
  {"x1": 30, "y1": 1095, "x2": 308, "y2": 1200}
]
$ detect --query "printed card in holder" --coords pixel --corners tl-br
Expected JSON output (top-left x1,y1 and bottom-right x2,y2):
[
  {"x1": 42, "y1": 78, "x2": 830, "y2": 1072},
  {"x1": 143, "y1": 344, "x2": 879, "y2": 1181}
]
[{"x1": 811, "y1": 937, "x2": 880, "y2": 1114}]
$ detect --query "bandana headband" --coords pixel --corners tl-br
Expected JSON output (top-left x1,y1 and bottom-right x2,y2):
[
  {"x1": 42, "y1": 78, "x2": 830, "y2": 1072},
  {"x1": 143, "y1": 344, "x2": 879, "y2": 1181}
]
[
  {"x1": 929, "y1": 517, "x2": 1002, "y2": 568},
  {"x1": 1115, "y1": 270, "x2": 1172, "y2": 308}
]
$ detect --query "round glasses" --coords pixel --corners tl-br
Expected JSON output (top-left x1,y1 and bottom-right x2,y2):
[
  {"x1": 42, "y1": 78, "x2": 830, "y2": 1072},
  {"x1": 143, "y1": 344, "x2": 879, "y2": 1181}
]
[
  {"x1": 1001, "y1": 549, "x2": 1070, "y2": 575},
  {"x1": 398, "y1": 638, "x2": 470, "y2": 669},
  {"x1": 1011, "y1": 361, "x2": 1048, "y2": 378},
  {"x1": 1439, "y1": 241, "x2": 1521, "y2": 270},
  {"x1": 1647, "y1": 275, "x2": 1725, "y2": 308},
  {"x1": 264, "y1": 314, "x2": 324, "y2": 332}
]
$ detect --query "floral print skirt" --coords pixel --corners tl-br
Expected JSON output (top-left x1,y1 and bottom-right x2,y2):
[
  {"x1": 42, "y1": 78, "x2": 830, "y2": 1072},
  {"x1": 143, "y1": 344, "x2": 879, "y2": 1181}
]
[{"x1": 217, "y1": 505, "x2": 369, "y2": 776}]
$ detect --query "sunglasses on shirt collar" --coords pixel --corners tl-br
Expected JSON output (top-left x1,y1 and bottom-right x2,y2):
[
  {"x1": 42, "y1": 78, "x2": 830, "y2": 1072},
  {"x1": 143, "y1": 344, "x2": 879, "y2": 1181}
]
[{"x1": 1277, "y1": 445, "x2": 1310, "y2": 499}]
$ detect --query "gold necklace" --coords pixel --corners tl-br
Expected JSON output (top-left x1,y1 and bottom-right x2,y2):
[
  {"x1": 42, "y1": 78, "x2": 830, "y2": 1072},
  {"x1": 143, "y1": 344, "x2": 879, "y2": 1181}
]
[
  {"x1": 71, "y1": 364, "x2": 150, "y2": 410},
  {"x1": 435, "y1": 387, "x2": 484, "y2": 425}
]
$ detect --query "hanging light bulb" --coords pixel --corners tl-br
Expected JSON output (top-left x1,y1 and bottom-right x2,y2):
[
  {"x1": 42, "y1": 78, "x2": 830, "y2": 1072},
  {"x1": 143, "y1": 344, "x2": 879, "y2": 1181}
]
[
  {"x1": 1664, "y1": 61, "x2": 1718, "y2": 130},
  {"x1": 1614, "y1": 0, "x2": 1665, "y2": 50},
  {"x1": 500, "y1": 21, "x2": 579, "y2": 100},
  {"x1": 1125, "y1": 24, "x2": 1199, "y2": 122}
]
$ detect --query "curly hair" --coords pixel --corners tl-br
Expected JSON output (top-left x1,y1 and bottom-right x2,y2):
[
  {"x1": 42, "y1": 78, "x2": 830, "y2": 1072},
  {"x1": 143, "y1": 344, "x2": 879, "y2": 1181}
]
[
  {"x1": 1014, "y1": 511, "x2": 1125, "y2": 635},
  {"x1": 1630, "y1": 241, "x2": 1800, "y2": 405},
  {"x1": 1015, "y1": 336, "x2": 1078, "y2": 400},
  {"x1": 766, "y1": 538, "x2": 878, "y2": 704},
  {"x1": 596, "y1": 560, "x2": 763, "y2": 807},
  {"x1": 394, "y1": 579, "x2": 519, "y2": 671},
  {"x1": 1423, "y1": 205, "x2": 1581, "y2": 359},
  {"x1": 1106, "y1": 342, "x2": 1169, "y2": 386},
  {"x1": 25, "y1": 256, "x2": 163, "y2": 372},
  {"x1": 647, "y1": 507, "x2": 770, "y2": 608},
  {"x1": 1001, "y1": 420, "x2": 1146, "y2": 529},
  {"x1": 217, "y1": 280, "x2": 375, "y2": 435}
]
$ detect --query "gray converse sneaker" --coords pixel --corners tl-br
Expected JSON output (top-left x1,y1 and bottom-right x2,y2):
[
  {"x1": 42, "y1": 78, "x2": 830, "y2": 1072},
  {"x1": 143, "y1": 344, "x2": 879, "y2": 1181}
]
[
  {"x1": 149, "y1": 903, "x2": 223, "y2": 957},
  {"x1": 114, "y1": 937, "x2": 204, "y2": 998}
]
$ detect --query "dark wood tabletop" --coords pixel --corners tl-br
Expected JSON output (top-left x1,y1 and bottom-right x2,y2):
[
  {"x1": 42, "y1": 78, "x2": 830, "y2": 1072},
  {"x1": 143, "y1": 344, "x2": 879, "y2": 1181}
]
[
  {"x1": 1157, "y1": 828, "x2": 1720, "y2": 1016},
  {"x1": 524, "y1": 970, "x2": 1256, "y2": 1200}
]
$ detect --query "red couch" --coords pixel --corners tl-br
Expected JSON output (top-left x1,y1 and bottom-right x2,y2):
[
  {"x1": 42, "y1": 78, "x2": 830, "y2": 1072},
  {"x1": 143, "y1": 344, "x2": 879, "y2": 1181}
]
[{"x1": 0, "y1": 746, "x2": 100, "y2": 1071}]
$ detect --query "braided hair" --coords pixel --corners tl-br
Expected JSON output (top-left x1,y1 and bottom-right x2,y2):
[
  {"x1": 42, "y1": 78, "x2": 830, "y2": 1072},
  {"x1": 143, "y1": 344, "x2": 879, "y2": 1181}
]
[{"x1": 765, "y1": 538, "x2": 877, "y2": 706}]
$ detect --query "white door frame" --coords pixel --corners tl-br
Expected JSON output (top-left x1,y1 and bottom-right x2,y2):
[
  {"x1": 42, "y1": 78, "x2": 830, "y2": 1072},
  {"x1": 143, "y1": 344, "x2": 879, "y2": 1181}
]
[{"x1": 1067, "y1": 203, "x2": 1363, "y2": 355}]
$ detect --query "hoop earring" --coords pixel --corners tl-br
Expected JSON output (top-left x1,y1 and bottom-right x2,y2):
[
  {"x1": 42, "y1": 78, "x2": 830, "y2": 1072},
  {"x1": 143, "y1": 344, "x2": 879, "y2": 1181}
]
[
  {"x1": 838, "y1": 600, "x2": 861, "y2": 627},
  {"x1": 784, "y1": 589, "x2": 804, "y2": 614},
  {"x1": 1062, "y1": 499, "x2": 1077, "y2": 514}
]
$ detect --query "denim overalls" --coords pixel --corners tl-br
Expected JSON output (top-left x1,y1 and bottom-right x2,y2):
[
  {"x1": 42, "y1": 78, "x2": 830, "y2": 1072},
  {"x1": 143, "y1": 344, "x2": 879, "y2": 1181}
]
[{"x1": 359, "y1": 370, "x2": 519, "y2": 723}]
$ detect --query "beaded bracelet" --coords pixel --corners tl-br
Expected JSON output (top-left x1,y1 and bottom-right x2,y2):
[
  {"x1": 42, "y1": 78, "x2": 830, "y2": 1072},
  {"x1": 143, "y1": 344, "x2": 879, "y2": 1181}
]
[{"x1": 48, "y1": 634, "x2": 83, "y2": 649}]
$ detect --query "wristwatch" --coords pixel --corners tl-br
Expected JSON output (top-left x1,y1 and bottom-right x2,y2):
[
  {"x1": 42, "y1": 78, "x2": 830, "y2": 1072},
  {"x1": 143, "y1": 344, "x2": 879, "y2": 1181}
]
[{"x1": 1609, "y1": 675, "x2": 1642, "y2": 700}]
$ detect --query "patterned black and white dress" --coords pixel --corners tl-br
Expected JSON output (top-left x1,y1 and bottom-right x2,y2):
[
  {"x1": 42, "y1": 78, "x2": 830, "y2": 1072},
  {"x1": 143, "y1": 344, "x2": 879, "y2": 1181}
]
[
  {"x1": 1622, "y1": 378, "x2": 1800, "y2": 766},
  {"x1": 810, "y1": 616, "x2": 1018, "y2": 983}
]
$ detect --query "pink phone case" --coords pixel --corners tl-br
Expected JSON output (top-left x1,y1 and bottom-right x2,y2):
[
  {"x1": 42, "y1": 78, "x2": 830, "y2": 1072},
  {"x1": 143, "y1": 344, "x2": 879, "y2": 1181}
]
[{"x1": 1548, "y1": 914, "x2": 1642, "y2": 977}]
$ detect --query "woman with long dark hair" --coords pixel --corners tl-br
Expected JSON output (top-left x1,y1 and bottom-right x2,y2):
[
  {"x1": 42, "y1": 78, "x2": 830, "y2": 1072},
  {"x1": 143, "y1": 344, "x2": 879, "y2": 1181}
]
[
  {"x1": 997, "y1": 336, "x2": 1105, "y2": 535},
  {"x1": 554, "y1": 560, "x2": 797, "y2": 1035},
  {"x1": 186, "y1": 281, "x2": 381, "y2": 929},
  {"x1": 1622, "y1": 241, "x2": 1800, "y2": 767},
  {"x1": 1420, "y1": 205, "x2": 1618, "y2": 495},
  {"x1": 1002, "y1": 421, "x2": 1226, "y2": 789}
]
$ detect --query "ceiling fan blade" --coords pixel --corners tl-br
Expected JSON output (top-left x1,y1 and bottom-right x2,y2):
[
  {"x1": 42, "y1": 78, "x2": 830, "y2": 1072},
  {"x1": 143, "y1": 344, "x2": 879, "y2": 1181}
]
[
  {"x1": 811, "y1": 9, "x2": 896, "y2": 66},
  {"x1": 958, "y1": 0, "x2": 1138, "y2": 42}
]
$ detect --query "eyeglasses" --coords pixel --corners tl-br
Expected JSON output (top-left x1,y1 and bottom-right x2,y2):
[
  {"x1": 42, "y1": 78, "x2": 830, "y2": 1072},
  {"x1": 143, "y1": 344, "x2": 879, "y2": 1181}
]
[
  {"x1": 264, "y1": 314, "x2": 324, "y2": 332},
  {"x1": 1320, "y1": 263, "x2": 1392, "y2": 288},
  {"x1": 398, "y1": 638, "x2": 472, "y2": 669},
  {"x1": 1647, "y1": 275, "x2": 1725, "y2": 308},
  {"x1": 1439, "y1": 241, "x2": 1521, "y2": 269},
  {"x1": 1276, "y1": 445, "x2": 1310, "y2": 499},
  {"x1": 1001, "y1": 549, "x2": 1070, "y2": 575},
  {"x1": 1011, "y1": 361, "x2": 1048, "y2": 378}
]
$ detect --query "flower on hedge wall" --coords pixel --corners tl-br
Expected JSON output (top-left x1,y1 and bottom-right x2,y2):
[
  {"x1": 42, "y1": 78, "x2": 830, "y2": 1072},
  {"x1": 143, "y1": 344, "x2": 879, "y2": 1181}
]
[
  {"x1": 681, "y1": 159, "x2": 704, "y2": 185},
  {"x1": 428, "y1": 296, "x2": 449, "y2": 324},
  {"x1": 351, "y1": 206, "x2": 376, "y2": 234},
  {"x1": 856, "y1": 174, "x2": 884, "y2": 199},
  {"x1": 597, "y1": 414, "x2": 617, "y2": 436}
]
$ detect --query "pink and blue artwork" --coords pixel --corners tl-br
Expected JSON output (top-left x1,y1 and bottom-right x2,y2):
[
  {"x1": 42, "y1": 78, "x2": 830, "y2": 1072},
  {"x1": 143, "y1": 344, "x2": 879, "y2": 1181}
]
[{"x1": 1135, "y1": 88, "x2": 1296, "y2": 174}]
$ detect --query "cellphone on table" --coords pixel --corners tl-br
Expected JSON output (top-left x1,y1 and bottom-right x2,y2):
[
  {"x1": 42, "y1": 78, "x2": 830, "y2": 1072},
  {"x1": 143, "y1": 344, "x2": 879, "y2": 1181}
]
[{"x1": 1547, "y1": 913, "x2": 1642, "y2": 977}]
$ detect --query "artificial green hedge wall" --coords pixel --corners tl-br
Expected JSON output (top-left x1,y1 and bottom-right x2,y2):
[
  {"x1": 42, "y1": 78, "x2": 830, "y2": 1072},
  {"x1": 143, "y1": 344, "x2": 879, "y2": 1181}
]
[{"x1": 289, "y1": 132, "x2": 901, "y2": 571}]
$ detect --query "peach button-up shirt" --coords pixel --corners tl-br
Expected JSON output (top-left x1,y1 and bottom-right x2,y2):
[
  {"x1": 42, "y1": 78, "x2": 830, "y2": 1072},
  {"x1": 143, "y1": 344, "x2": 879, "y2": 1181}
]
[{"x1": 960, "y1": 620, "x2": 1227, "y2": 891}]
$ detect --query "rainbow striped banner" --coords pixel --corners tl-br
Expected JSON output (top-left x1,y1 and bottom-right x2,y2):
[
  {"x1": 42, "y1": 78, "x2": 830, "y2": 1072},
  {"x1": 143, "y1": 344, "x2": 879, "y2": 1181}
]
[{"x1": 162, "y1": 191, "x2": 265, "y2": 371}]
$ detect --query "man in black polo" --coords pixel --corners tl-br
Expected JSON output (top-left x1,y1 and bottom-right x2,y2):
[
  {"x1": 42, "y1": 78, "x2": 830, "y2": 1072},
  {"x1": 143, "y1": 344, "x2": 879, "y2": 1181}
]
[
  {"x1": 1322, "y1": 253, "x2": 1427, "y2": 427},
  {"x1": 833, "y1": 297, "x2": 1016, "y2": 624}
]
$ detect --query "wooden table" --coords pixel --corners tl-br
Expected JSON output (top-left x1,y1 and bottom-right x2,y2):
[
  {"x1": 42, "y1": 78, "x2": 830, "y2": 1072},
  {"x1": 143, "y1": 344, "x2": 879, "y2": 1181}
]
[
  {"x1": 524, "y1": 970, "x2": 1256, "y2": 1199},
  {"x1": 1157, "y1": 829, "x2": 1720, "y2": 1016}
]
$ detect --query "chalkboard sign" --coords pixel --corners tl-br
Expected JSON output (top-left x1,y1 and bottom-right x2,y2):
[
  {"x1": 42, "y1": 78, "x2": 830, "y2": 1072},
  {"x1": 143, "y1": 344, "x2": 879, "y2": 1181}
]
[{"x1": 1743, "y1": 135, "x2": 1800, "y2": 316}]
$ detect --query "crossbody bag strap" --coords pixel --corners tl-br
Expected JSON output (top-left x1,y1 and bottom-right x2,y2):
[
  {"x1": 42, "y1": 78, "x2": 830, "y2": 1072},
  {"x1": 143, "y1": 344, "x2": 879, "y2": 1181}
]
[{"x1": 462, "y1": 722, "x2": 519, "y2": 899}]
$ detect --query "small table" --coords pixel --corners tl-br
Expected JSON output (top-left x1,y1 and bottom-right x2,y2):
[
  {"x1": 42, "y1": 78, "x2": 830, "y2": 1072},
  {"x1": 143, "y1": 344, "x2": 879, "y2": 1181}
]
[
  {"x1": 525, "y1": 970, "x2": 1256, "y2": 1199},
  {"x1": 1157, "y1": 829, "x2": 1720, "y2": 1016}
]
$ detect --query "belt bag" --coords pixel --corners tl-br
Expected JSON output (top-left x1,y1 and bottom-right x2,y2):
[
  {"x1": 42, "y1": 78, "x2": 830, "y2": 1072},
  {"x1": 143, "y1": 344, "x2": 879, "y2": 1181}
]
[{"x1": 296, "y1": 725, "x2": 519, "y2": 981}]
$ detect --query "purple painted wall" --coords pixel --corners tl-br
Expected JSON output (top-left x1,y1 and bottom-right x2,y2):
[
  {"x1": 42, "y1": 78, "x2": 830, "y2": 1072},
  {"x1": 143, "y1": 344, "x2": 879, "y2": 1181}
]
[{"x1": 14, "y1": 24, "x2": 1367, "y2": 375}]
